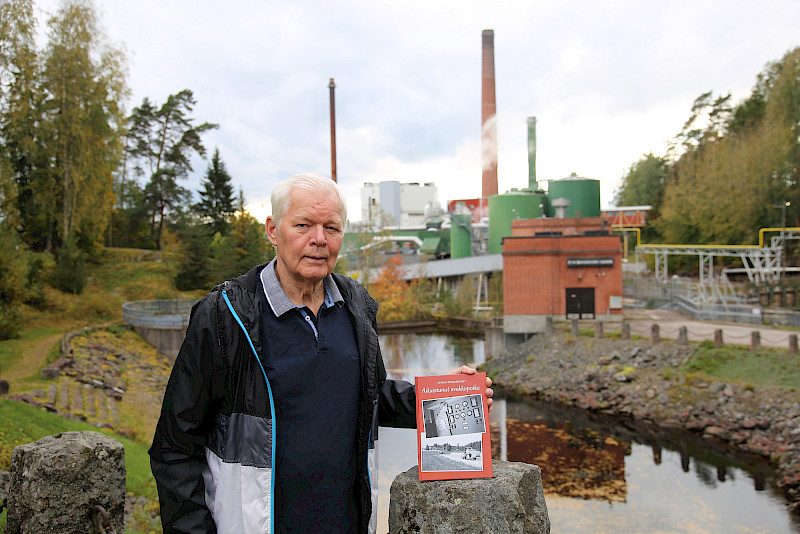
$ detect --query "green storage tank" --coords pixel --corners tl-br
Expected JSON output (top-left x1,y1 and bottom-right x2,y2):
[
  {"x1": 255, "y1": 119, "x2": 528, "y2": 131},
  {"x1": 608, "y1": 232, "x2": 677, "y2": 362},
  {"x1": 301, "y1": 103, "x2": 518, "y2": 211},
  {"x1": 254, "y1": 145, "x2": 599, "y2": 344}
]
[
  {"x1": 546, "y1": 173, "x2": 600, "y2": 218},
  {"x1": 450, "y1": 213, "x2": 472, "y2": 258},
  {"x1": 488, "y1": 190, "x2": 547, "y2": 254}
]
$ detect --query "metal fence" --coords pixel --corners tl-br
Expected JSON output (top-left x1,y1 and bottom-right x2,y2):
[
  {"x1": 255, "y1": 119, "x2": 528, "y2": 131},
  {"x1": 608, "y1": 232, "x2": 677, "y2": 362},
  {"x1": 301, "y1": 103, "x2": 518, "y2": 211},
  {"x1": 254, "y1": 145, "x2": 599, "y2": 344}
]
[
  {"x1": 763, "y1": 308, "x2": 800, "y2": 328},
  {"x1": 674, "y1": 297, "x2": 764, "y2": 324},
  {"x1": 122, "y1": 300, "x2": 197, "y2": 329},
  {"x1": 624, "y1": 277, "x2": 800, "y2": 326},
  {"x1": 623, "y1": 277, "x2": 695, "y2": 307}
]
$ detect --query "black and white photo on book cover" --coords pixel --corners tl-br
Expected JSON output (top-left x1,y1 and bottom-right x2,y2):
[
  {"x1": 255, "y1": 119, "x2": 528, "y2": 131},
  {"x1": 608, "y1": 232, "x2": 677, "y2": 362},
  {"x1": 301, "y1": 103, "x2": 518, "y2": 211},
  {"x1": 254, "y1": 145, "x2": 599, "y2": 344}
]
[{"x1": 415, "y1": 373, "x2": 493, "y2": 480}]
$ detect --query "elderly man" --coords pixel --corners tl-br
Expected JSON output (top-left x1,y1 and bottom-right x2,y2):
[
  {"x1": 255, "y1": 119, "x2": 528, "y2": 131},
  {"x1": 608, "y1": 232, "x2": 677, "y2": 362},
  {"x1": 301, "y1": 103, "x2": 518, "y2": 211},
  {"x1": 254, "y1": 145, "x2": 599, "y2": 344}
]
[{"x1": 149, "y1": 174, "x2": 492, "y2": 534}]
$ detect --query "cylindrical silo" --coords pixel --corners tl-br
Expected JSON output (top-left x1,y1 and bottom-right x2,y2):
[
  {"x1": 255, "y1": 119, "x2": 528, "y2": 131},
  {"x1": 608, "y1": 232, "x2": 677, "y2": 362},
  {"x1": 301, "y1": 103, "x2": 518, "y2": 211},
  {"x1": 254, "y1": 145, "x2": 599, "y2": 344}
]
[
  {"x1": 488, "y1": 190, "x2": 547, "y2": 254},
  {"x1": 450, "y1": 213, "x2": 472, "y2": 258},
  {"x1": 546, "y1": 173, "x2": 600, "y2": 218}
]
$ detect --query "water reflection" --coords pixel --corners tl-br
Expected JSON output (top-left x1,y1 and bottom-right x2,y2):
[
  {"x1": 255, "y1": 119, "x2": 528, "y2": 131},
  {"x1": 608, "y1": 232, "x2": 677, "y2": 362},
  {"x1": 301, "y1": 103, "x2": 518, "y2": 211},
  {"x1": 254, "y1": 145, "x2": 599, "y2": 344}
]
[
  {"x1": 492, "y1": 417, "x2": 629, "y2": 502},
  {"x1": 379, "y1": 332, "x2": 485, "y2": 380},
  {"x1": 377, "y1": 333, "x2": 799, "y2": 533}
]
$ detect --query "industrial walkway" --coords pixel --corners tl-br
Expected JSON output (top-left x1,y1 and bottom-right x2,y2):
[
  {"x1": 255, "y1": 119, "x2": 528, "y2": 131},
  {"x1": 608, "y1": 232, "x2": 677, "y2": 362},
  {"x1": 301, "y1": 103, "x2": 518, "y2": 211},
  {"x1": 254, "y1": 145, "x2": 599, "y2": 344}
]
[{"x1": 624, "y1": 308, "x2": 798, "y2": 349}]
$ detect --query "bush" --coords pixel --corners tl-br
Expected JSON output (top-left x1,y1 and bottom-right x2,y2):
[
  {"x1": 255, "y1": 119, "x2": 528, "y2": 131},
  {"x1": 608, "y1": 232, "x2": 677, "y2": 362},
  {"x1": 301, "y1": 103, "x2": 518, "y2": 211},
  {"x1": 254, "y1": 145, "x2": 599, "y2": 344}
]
[
  {"x1": 0, "y1": 303, "x2": 20, "y2": 340},
  {"x1": 51, "y1": 238, "x2": 87, "y2": 294},
  {"x1": 0, "y1": 225, "x2": 34, "y2": 339},
  {"x1": 24, "y1": 252, "x2": 55, "y2": 309},
  {"x1": 175, "y1": 223, "x2": 212, "y2": 291},
  {"x1": 366, "y1": 254, "x2": 430, "y2": 322}
]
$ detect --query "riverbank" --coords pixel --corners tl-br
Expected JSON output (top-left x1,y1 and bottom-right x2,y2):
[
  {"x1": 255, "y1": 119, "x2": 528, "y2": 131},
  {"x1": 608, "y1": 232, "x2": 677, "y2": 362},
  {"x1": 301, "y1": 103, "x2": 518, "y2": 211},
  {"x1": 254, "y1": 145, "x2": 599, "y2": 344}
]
[
  {"x1": 482, "y1": 327, "x2": 800, "y2": 514},
  {"x1": 378, "y1": 316, "x2": 490, "y2": 337}
]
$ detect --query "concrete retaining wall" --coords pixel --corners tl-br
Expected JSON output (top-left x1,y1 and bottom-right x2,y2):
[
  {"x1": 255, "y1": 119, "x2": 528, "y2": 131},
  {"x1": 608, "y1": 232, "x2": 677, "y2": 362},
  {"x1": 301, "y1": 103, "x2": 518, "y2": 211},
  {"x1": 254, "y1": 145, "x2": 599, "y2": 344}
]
[{"x1": 131, "y1": 325, "x2": 187, "y2": 362}]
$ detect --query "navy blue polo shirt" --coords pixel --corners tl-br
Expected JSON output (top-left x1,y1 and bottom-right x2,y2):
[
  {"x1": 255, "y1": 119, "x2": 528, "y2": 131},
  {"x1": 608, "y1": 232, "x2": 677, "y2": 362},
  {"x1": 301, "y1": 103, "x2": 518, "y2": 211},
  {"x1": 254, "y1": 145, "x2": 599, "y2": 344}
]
[{"x1": 258, "y1": 261, "x2": 361, "y2": 534}]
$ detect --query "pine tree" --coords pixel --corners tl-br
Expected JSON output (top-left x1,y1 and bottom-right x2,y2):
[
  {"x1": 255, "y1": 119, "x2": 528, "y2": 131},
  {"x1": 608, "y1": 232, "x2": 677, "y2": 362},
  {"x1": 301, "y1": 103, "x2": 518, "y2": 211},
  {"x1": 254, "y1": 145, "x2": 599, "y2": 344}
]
[
  {"x1": 195, "y1": 148, "x2": 235, "y2": 235},
  {"x1": 126, "y1": 90, "x2": 218, "y2": 248},
  {"x1": 174, "y1": 222, "x2": 212, "y2": 291}
]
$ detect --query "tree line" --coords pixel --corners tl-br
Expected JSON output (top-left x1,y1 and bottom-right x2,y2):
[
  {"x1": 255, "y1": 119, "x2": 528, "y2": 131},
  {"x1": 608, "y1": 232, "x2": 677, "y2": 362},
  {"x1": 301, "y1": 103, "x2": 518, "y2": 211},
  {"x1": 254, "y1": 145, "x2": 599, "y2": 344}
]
[
  {"x1": 0, "y1": 0, "x2": 271, "y2": 339},
  {"x1": 614, "y1": 46, "x2": 800, "y2": 252}
]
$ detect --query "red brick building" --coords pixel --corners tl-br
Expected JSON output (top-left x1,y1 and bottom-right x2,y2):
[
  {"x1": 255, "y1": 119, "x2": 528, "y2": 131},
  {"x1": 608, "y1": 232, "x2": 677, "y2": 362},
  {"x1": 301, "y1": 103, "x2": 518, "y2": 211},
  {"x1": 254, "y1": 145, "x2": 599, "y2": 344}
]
[{"x1": 502, "y1": 217, "x2": 623, "y2": 336}]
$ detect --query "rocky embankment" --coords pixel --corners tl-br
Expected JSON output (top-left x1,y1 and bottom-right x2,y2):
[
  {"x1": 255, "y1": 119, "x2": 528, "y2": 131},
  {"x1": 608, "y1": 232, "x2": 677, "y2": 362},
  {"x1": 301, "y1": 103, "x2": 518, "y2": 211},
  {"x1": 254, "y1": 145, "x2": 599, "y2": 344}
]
[{"x1": 483, "y1": 331, "x2": 800, "y2": 513}]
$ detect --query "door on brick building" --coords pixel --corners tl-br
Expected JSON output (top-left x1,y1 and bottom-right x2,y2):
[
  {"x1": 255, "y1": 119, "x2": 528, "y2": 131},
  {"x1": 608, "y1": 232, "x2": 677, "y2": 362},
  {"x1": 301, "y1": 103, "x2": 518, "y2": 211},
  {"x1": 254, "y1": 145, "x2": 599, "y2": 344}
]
[{"x1": 565, "y1": 288, "x2": 595, "y2": 319}]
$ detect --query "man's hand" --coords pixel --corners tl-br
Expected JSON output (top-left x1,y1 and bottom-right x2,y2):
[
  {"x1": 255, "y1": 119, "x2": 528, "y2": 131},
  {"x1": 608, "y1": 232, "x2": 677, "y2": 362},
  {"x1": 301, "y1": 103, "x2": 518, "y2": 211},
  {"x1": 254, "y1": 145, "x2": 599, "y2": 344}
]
[{"x1": 454, "y1": 365, "x2": 494, "y2": 412}]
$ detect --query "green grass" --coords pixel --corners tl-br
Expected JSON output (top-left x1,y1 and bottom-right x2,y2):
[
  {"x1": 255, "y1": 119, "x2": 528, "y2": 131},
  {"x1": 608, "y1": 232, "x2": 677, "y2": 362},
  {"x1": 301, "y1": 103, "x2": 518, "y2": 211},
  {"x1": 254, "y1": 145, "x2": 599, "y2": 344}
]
[
  {"x1": 0, "y1": 247, "x2": 195, "y2": 533},
  {"x1": 682, "y1": 340, "x2": 800, "y2": 389},
  {"x1": 0, "y1": 398, "x2": 157, "y2": 532},
  {"x1": 0, "y1": 399, "x2": 155, "y2": 495}
]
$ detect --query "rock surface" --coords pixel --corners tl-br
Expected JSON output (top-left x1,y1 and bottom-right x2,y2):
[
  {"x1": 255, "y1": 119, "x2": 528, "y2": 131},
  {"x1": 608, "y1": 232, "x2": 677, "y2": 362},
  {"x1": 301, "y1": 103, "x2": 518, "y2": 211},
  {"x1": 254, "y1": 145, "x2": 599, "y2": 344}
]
[
  {"x1": 483, "y1": 330, "x2": 800, "y2": 513},
  {"x1": 0, "y1": 468, "x2": 9, "y2": 508},
  {"x1": 4, "y1": 431, "x2": 125, "y2": 534},
  {"x1": 389, "y1": 460, "x2": 550, "y2": 533}
]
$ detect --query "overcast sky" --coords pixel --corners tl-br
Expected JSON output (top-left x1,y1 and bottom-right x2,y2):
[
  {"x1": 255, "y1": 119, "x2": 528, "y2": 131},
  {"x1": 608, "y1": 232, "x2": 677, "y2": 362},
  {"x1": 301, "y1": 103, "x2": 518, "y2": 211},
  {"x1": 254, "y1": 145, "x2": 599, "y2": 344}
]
[{"x1": 35, "y1": 0, "x2": 800, "y2": 222}]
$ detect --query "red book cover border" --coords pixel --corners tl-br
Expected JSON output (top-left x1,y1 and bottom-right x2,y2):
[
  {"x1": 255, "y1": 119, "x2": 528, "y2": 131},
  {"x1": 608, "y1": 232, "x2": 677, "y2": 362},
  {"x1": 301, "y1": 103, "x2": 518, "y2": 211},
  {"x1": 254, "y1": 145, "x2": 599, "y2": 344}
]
[{"x1": 414, "y1": 373, "x2": 493, "y2": 481}]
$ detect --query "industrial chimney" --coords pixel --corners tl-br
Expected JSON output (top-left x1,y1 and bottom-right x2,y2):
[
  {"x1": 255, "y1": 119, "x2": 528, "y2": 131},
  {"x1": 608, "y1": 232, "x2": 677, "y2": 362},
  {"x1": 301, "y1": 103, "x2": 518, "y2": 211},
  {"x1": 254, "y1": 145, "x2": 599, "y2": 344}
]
[
  {"x1": 527, "y1": 116, "x2": 537, "y2": 190},
  {"x1": 481, "y1": 30, "x2": 498, "y2": 199},
  {"x1": 329, "y1": 78, "x2": 337, "y2": 182}
]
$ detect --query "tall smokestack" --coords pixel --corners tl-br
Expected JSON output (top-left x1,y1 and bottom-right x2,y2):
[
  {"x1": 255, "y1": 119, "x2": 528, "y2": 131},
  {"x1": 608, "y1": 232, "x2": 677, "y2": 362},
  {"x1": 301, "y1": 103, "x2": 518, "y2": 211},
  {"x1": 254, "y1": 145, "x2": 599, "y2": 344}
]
[
  {"x1": 481, "y1": 29, "x2": 498, "y2": 199},
  {"x1": 527, "y1": 116, "x2": 537, "y2": 190},
  {"x1": 329, "y1": 78, "x2": 337, "y2": 182}
]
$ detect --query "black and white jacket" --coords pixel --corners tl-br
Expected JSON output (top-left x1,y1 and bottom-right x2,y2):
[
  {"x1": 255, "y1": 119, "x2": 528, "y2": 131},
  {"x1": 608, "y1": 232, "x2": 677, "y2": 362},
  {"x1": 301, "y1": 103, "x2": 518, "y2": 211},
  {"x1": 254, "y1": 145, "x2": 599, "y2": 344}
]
[{"x1": 149, "y1": 263, "x2": 417, "y2": 533}]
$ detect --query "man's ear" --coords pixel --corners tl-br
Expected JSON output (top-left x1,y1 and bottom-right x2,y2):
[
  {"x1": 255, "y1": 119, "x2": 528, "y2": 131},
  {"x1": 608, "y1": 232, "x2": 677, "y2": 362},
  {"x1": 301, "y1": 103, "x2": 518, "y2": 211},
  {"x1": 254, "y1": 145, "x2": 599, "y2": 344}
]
[{"x1": 265, "y1": 217, "x2": 278, "y2": 247}]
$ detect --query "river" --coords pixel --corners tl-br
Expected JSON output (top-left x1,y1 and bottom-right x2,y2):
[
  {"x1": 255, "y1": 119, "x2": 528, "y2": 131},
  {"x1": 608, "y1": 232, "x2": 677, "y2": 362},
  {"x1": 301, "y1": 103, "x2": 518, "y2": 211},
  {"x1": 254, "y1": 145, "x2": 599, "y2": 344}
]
[{"x1": 376, "y1": 332, "x2": 800, "y2": 533}]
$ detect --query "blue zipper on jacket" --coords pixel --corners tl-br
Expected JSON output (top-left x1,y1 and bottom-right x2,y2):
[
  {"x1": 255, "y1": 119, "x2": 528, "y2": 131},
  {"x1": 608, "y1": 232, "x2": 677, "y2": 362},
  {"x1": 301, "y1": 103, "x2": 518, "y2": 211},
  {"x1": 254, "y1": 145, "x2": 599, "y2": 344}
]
[{"x1": 222, "y1": 289, "x2": 276, "y2": 534}]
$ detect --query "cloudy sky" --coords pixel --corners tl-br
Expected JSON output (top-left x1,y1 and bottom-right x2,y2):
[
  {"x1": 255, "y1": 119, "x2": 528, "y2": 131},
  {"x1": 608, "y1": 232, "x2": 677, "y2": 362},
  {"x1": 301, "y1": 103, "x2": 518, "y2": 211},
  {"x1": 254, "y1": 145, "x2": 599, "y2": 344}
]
[{"x1": 35, "y1": 0, "x2": 800, "y2": 222}]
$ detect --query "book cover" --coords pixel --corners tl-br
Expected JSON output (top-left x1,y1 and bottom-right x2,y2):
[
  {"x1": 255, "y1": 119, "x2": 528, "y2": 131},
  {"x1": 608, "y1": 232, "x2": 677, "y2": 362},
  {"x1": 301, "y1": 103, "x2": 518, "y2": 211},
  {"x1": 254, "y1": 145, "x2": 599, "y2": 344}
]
[{"x1": 414, "y1": 372, "x2": 493, "y2": 481}]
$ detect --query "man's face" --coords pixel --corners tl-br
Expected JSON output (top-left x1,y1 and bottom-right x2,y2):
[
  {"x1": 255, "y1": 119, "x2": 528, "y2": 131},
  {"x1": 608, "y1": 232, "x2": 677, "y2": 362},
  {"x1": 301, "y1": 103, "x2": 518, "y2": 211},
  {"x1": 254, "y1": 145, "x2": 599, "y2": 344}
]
[{"x1": 266, "y1": 189, "x2": 344, "y2": 286}]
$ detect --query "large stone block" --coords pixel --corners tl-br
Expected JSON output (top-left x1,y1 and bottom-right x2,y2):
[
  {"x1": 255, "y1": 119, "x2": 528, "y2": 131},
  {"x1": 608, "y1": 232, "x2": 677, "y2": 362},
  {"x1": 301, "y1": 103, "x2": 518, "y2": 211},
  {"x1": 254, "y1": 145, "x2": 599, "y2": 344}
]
[
  {"x1": 0, "y1": 469, "x2": 10, "y2": 507},
  {"x1": 5, "y1": 431, "x2": 125, "y2": 534},
  {"x1": 389, "y1": 460, "x2": 550, "y2": 533}
]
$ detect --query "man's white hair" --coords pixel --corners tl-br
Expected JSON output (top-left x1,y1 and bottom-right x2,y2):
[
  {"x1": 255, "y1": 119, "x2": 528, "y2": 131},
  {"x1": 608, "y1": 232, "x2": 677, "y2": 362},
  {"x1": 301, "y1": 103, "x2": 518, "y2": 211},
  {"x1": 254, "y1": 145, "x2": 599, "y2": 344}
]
[{"x1": 270, "y1": 173, "x2": 347, "y2": 228}]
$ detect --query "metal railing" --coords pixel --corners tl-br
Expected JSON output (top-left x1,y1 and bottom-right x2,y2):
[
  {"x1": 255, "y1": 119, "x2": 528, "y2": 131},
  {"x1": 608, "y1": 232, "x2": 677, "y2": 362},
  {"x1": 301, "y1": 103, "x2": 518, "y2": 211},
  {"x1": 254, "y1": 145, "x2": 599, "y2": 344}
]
[
  {"x1": 674, "y1": 296, "x2": 764, "y2": 324},
  {"x1": 624, "y1": 277, "x2": 800, "y2": 326}
]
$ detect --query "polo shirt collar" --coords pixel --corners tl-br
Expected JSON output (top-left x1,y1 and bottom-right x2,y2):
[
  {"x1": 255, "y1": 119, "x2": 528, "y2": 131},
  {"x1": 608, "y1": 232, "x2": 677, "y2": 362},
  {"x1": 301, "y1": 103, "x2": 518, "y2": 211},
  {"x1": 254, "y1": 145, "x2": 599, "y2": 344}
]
[{"x1": 260, "y1": 258, "x2": 344, "y2": 316}]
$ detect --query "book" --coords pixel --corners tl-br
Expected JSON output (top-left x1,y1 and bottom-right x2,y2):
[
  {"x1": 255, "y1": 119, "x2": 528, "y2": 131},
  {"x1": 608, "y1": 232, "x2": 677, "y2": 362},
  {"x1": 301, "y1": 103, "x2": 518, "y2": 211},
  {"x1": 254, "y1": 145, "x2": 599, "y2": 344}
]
[{"x1": 414, "y1": 372, "x2": 493, "y2": 481}]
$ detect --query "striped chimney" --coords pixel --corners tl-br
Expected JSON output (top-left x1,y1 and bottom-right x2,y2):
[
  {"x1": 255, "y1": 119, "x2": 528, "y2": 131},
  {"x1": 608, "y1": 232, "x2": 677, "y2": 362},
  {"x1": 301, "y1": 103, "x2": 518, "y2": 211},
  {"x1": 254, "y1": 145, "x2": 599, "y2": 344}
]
[{"x1": 481, "y1": 29, "x2": 498, "y2": 198}]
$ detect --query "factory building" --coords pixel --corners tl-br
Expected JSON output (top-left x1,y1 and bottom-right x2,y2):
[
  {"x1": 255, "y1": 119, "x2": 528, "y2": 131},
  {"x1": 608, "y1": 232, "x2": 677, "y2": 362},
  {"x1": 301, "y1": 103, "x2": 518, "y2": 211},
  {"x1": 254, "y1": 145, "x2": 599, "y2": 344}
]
[
  {"x1": 350, "y1": 29, "x2": 626, "y2": 345},
  {"x1": 502, "y1": 217, "x2": 623, "y2": 340},
  {"x1": 361, "y1": 180, "x2": 439, "y2": 229}
]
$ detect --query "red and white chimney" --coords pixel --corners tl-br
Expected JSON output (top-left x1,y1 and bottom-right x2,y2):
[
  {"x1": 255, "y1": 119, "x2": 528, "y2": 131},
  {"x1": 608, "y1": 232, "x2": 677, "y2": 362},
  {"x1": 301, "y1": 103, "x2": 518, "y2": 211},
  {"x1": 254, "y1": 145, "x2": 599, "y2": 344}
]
[{"x1": 481, "y1": 29, "x2": 498, "y2": 199}]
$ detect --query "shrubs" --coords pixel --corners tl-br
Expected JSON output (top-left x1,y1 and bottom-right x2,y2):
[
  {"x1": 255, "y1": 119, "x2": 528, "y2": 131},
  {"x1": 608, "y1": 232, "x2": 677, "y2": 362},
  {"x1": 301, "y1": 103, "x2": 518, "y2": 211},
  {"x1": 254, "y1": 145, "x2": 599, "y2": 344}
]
[
  {"x1": 0, "y1": 227, "x2": 54, "y2": 339},
  {"x1": 366, "y1": 254, "x2": 431, "y2": 322},
  {"x1": 0, "y1": 304, "x2": 19, "y2": 340},
  {"x1": 50, "y1": 238, "x2": 87, "y2": 295}
]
